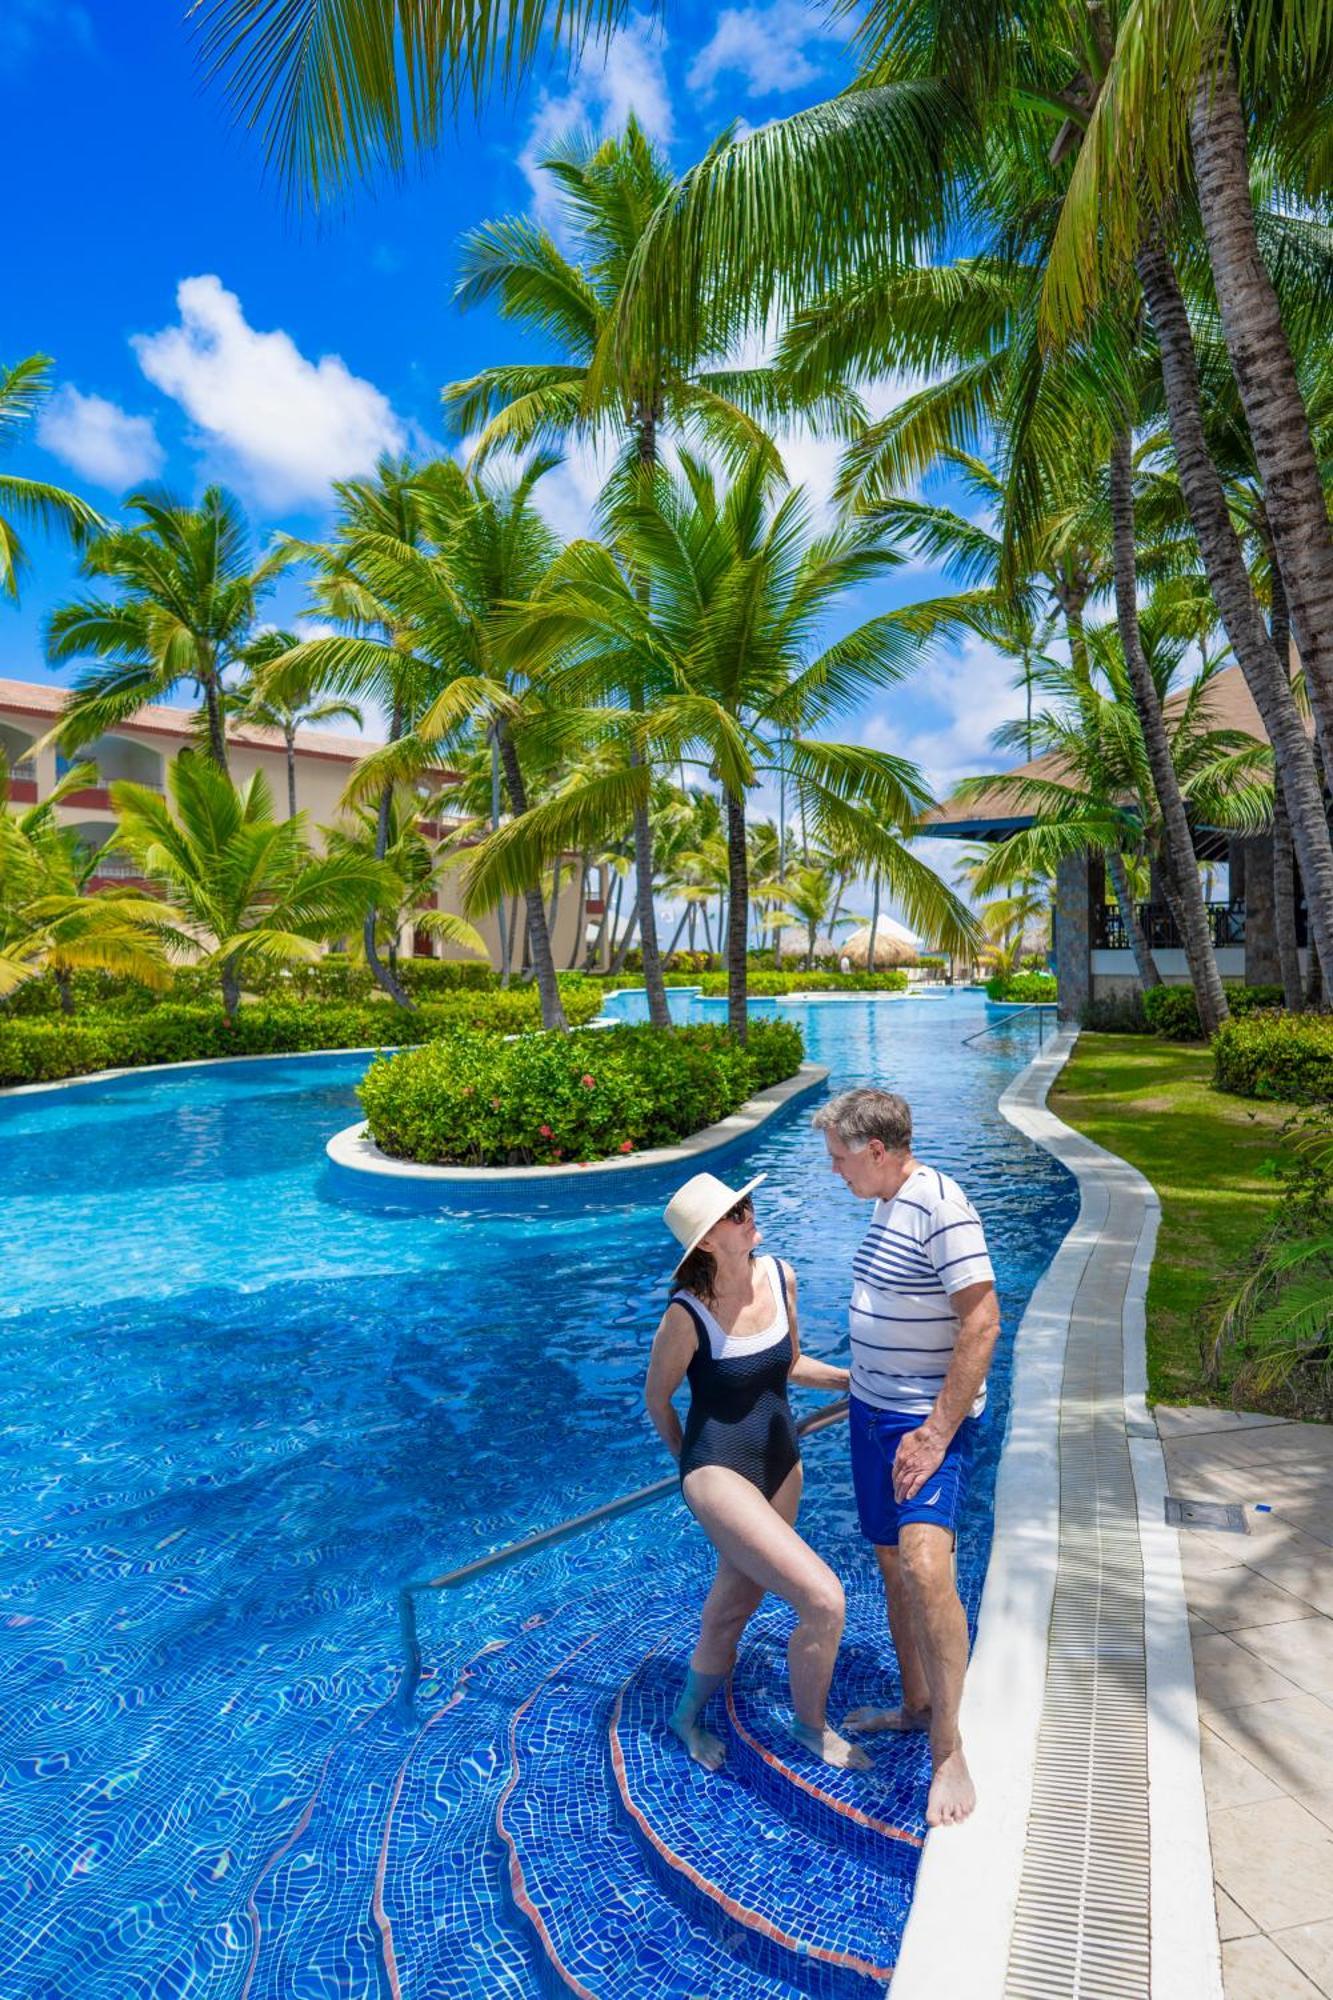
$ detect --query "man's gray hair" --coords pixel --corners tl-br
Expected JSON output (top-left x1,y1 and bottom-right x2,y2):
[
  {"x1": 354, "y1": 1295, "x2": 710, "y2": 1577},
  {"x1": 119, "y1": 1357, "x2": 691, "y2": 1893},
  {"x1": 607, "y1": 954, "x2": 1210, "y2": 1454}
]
[{"x1": 811, "y1": 1087, "x2": 913, "y2": 1152}]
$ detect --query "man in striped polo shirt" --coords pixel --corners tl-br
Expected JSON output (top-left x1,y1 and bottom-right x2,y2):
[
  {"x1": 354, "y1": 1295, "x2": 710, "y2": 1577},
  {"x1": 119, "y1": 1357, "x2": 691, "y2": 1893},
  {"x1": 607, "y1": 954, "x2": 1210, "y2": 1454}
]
[{"x1": 812, "y1": 1086, "x2": 1000, "y2": 1828}]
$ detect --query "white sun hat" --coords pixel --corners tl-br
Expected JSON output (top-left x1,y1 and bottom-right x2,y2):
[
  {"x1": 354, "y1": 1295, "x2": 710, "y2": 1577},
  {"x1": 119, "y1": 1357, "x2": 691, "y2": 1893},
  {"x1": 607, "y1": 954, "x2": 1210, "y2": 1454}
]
[{"x1": 664, "y1": 1170, "x2": 767, "y2": 1268}]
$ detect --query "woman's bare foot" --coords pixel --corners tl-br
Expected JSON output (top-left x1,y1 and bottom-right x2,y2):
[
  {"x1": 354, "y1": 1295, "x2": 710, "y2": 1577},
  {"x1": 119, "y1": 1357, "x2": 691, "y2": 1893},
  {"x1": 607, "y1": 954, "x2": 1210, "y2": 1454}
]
[
  {"x1": 669, "y1": 1716, "x2": 727, "y2": 1771},
  {"x1": 788, "y1": 1719, "x2": 873, "y2": 1771},
  {"x1": 925, "y1": 1744, "x2": 976, "y2": 1826},
  {"x1": 842, "y1": 1703, "x2": 931, "y2": 1735}
]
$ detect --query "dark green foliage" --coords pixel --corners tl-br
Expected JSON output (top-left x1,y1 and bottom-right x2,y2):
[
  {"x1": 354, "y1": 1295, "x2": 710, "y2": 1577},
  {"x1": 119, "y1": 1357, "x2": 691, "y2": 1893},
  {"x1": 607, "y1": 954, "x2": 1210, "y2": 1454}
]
[
  {"x1": 703, "y1": 970, "x2": 909, "y2": 996},
  {"x1": 358, "y1": 1019, "x2": 806, "y2": 1166},
  {"x1": 0, "y1": 955, "x2": 523, "y2": 1014},
  {"x1": 1080, "y1": 990, "x2": 1152, "y2": 1033},
  {"x1": 0, "y1": 985, "x2": 606, "y2": 1088},
  {"x1": 1213, "y1": 1013, "x2": 1333, "y2": 1105},
  {"x1": 985, "y1": 971, "x2": 1058, "y2": 1002},
  {"x1": 1143, "y1": 984, "x2": 1285, "y2": 1041}
]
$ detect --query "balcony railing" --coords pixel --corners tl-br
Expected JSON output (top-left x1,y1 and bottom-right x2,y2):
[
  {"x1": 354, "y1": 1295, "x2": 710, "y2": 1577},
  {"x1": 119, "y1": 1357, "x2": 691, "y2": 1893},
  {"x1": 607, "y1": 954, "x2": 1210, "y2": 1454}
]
[
  {"x1": 12, "y1": 757, "x2": 36, "y2": 780},
  {"x1": 87, "y1": 850, "x2": 142, "y2": 880},
  {"x1": 1094, "y1": 900, "x2": 1246, "y2": 950}
]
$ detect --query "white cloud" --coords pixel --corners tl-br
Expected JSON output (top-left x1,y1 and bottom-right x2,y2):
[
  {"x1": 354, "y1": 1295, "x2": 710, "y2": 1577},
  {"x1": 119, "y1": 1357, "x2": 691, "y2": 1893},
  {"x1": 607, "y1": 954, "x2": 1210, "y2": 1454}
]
[
  {"x1": 132, "y1": 275, "x2": 406, "y2": 509},
  {"x1": 520, "y1": 15, "x2": 672, "y2": 218},
  {"x1": 688, "y1": 0, "x2": 846, "y2": 99},
  {"x1": 0, "y1": 0, "x2": 91, "y2": 66},
  {"x1": 36, "y1": 386, "x2": 163, "y2": 491},
  {"x1": 860, "y1": 630, "x2": 1027, "y2": 804}
]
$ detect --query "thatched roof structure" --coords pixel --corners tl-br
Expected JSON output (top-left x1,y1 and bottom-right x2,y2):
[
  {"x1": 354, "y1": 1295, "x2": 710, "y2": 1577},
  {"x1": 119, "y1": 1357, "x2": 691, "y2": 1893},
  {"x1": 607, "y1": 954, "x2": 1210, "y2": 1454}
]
[{"x1": 840, "y1": 918, "x2": 921, "y2": 969}]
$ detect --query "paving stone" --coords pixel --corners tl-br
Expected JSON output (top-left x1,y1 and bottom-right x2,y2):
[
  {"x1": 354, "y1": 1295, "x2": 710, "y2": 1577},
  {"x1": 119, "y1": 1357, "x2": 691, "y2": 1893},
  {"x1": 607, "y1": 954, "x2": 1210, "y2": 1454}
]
[
  {"x1": 1216, "y1": 1886, "x2": 1259, "y2": 1942},
  {"x1": 1184, "y1": 1566, "x2": 1316, "y2": 1634},
  {"x1": 1231, "y1": 1616, "x2": 1333, "y2": 1697},
  {"x1": 1222, "y1": 1934, "x2": 1329, "y2": 2000},
  {"x1": 1207, "y1": 1694, "x2": 1333, "y2": 1804},
  {"x1": 1274, "y1": 1920, "x2": 1333, "y2": 2000},
  {"x1": 1210, "y1": 1797, "x2": 1333, "y2": 1933},
  {"x1": 1199, "y1": 1724, "x2": 1283, "y2": 1812},
  {"x1": 1192, "y1": 1631, "x2": 1304, "y2": 1716}
]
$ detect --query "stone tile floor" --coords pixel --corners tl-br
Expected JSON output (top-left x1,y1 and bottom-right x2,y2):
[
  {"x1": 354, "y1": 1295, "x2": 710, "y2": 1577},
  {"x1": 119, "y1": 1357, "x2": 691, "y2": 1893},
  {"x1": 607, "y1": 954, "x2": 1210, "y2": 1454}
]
[{"x1": 1159, "y1": 1405, "x2": 1333, "y2": 2000}]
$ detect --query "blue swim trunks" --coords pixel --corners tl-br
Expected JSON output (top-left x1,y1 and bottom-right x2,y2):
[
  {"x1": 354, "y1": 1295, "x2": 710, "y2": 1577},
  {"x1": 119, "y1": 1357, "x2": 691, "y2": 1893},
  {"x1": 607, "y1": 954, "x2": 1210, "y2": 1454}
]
[{"x1": 848, "y1": 1396, "x2": 980, "y2": 1546}]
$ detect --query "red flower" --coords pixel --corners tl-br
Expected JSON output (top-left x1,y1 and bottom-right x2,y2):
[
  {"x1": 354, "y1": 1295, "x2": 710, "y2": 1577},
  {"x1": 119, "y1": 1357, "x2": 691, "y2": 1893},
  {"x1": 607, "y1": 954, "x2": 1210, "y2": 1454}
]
[
  {"x1": 619, "y1": 1140, "x2": 633, "y2": 1153},
  {"x1": 491, "y1": 1097, "x2": 501, "y2": 1110},
  {"x1": 461, "y1": 1085, "x2": 474, "y2": 1097},
  {"x1": 580, "y1": 1073, "x2": 596, "y2": 1089},
  {"x1": 539, "y1": 1123, "x2": 553, "y2": 1138},
  {"x1": 552, "y1": 1148, "x2": 563, "y2": 1160}
]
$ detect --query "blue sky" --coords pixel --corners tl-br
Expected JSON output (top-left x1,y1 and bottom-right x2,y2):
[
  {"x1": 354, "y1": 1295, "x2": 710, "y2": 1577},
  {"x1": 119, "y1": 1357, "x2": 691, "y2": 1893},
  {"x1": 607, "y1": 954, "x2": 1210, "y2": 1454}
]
[{"x1": 1, "y1": 0, "x2": 1026, "y2": 858}]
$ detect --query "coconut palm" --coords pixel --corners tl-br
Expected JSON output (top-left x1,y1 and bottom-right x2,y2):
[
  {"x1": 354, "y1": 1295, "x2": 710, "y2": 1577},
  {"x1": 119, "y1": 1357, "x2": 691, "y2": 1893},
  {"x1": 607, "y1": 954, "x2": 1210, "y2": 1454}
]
[
  {"x1": 447, "y1": 118, "x2": 862, "y2": 1029},
  {"x1": 236, "y1": 630, "x2": 364, "y2": 817},
  {"x1": 0, "y1": 355, "x2": 104, "y2": 602},
  {"x1": 0, "y1": 760, "x2": 168, "y2": 1009},
  {"x1": 765, "y1": 861, "x2": 856, "y2": 970},
  {"x1": 109, "y1": 750, "x2": 388, "y2": 1020},
  {"x1": 271, "y1": 455, "x2": 574, "y2": 1029},
  {"x1": 46, "y1": 486, "x2": 276, "y2": 771},
  {"x1": 466, "y1": 450, "x2": 977, "y2": 1039},
  {"x1": 323, "y1": 788, "x2": 487, "y2": 974}
]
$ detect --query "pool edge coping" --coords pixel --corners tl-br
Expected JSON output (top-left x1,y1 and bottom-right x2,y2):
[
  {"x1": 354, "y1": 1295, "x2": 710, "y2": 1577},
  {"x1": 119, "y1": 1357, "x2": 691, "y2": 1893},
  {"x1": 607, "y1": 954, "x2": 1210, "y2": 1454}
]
[
  {"x1": 890, "y1": 1024, "x2": 1220, "y2": 2000},
  {"x1": 325, "y1": 1061, "x2": 831, "y2": 1186}
]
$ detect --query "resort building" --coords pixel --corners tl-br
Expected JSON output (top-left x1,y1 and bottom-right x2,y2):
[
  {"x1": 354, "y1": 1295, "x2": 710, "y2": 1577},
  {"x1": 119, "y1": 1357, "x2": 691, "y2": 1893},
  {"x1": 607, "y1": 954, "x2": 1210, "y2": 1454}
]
[
  {"x1": 0, "y1": 676, "x2": 601, "y2": 972},
  {"x1": 929, "y1": 663, "x2": 1319, "y2": 1017}
]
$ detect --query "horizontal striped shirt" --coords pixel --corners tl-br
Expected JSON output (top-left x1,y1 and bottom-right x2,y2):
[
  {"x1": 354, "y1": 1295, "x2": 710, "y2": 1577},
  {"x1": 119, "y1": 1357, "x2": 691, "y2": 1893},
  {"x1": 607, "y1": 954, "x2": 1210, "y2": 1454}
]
[{"x1": 849, "y1": 1164, "x2": 995, "y2": 1418}]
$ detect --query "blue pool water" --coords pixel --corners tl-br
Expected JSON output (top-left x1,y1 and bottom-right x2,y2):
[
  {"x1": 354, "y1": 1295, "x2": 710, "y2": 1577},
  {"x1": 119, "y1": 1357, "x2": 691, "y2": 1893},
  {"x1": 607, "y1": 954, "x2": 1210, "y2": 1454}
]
[{"x1": 2, "y1": 994, "x2": 1076, "y2": 1997}]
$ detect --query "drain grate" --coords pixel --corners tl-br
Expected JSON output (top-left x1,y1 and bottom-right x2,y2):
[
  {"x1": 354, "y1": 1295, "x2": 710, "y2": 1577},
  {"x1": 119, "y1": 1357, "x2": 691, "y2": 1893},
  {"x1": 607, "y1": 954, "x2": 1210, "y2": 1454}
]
[{"x1": 1165, "y1": 1496, "x2": 1248, "y2": 1533}]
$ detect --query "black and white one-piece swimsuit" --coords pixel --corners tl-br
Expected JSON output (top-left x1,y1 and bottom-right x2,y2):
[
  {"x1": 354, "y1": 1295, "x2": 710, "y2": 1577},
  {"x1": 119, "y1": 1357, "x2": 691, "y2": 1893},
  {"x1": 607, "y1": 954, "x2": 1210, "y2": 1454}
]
[{"x1": 675, "y1": 1255, "x2": 800, "y2": 1501}]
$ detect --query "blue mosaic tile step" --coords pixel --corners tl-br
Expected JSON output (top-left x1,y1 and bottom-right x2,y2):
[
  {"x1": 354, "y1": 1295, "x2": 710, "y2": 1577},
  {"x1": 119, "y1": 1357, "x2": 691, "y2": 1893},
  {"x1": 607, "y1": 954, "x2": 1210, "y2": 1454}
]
[
  {"x1": 612, "y1": 1648, "x2": 904, "y2": 1999},
  {"x1": 724, "y1": 1581, "x2": 932, "y2": 1857},
  {"x1": 495, "y1": 1616, "x2": 807, "y2": 1999}
]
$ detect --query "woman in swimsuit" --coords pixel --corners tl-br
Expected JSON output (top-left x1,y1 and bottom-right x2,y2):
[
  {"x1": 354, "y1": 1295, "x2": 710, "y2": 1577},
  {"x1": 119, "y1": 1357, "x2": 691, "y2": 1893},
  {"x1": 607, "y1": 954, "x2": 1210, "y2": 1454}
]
[{"x1": 644, "y1": 1169, "x2": 868, "y2": 1774}]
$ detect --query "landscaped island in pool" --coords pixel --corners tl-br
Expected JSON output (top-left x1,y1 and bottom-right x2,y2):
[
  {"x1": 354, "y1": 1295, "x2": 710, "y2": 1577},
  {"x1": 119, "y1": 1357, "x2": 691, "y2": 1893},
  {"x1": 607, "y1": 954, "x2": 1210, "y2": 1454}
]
[{"x1": 1, "y1": 992, "x2": 1076, "y2": 1996}]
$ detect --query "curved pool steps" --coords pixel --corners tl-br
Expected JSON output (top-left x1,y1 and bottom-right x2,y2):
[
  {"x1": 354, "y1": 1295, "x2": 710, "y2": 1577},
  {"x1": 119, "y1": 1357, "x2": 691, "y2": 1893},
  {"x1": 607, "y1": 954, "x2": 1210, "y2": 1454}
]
[
  {"x1": 495, "y1": 1621, "x2": 803, "y2": 1999},
  {"x1": 611, "y1": 1649, "x2": 902, "y2": 1998}
]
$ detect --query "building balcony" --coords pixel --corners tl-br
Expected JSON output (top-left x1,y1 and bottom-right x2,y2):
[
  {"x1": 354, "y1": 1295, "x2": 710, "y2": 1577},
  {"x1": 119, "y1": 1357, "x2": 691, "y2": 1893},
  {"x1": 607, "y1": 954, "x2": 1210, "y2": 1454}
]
[{"x1": 1093, "y1": 901, "x2": 1248, "y2": 951}]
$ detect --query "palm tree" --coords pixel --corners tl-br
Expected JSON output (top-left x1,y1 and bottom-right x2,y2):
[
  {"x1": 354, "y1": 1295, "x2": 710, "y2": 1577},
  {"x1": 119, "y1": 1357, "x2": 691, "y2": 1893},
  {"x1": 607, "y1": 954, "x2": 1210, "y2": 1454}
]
[
  {"x1": 46, "y1": 486, "x2": 276, "y2": 771},
  {"x1": 446, "y1": 118, "x2": 861, "y2": 1030},
  {"x1": 236, "y1": 630, "x2": 364, "y2": 817},
  {"x1": 323, "y1": 788, "x2": 487, "y2": 973},
  {"x1": 467, "y1": 451, "x2": 977, "y2": 1039},
  {"x1": 0, "y1": 760, "x2": 168, "y2": 1010},
  {"x1": 0, "y1": 355, "x2": 104, "y2": 602},
  {"x1": 765, "y1": 861, "x2": 856, "y2": 970},
  {"x1": 270, "y1": 455, "x2": 573, "y2": 1029},
  {"x1": 109, "y1": 750, "x2": 387, "y2": 1020}
]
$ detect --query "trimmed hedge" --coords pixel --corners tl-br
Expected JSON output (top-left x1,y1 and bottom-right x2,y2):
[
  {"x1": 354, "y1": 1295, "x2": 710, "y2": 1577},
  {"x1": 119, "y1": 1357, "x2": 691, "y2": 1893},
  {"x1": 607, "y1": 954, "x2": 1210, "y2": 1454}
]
[
  {"x1": 986, "y1": 971, "x2": 1058, "y2": 1002},
  {"x1": 1142, "y1": 983, "x2": 1284, "y2": 1042},
  {"x1": 0, "y1": 985, "x2": 606, "y2": 1089},
  {"x1": 1, "y1": 955, "x2": 526, "y2": 1017},
  {"x1": 705, "y1": 969, "x2": 910, "y2": 996},
  {"x1": 1213, "y1": 1012, "x2": 1333, "y2": 1104},
  {"x1": 359, "y1": 1018, "x2": 807, "y2": 1166}
]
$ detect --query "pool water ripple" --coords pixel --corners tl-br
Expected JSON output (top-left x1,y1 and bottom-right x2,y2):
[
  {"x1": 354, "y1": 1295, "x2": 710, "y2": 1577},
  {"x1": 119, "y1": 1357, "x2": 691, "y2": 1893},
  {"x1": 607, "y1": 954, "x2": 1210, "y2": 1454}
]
[{"x1": 3, "y1": 995, "x2": 1076, "y2": 1997}]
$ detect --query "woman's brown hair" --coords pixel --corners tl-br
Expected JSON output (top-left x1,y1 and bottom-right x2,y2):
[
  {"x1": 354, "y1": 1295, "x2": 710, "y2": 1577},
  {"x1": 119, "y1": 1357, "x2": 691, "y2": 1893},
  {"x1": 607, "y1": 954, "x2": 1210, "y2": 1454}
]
[{"x1": 671, "y1": 1244, "x2": 717, "y2": 1302}]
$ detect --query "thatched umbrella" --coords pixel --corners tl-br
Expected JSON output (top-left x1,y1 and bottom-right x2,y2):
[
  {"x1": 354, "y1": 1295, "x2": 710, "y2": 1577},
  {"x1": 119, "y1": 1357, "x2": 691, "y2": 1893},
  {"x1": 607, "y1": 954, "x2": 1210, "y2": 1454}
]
[
  {"x1": 840, "y1": 917, "x2": 921, "y2": 970},
  {"x1": 775, "y1": 931, "x2": 842, "y2": 963}
]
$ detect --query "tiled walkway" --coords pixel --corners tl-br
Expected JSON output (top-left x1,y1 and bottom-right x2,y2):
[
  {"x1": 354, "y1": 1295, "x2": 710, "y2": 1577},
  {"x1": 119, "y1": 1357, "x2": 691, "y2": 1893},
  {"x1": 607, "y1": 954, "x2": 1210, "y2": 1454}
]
[{"x1": 1161, "y1": 1407, "x2": 1333, "y2": 1999}]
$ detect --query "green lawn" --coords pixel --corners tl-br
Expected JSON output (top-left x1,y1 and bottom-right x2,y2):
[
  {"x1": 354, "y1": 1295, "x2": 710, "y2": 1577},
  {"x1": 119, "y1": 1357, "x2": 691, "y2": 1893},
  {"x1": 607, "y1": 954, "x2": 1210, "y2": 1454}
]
[{"x1": 1051, "y1": 1035, "x2": 1294, "y2": 1408}]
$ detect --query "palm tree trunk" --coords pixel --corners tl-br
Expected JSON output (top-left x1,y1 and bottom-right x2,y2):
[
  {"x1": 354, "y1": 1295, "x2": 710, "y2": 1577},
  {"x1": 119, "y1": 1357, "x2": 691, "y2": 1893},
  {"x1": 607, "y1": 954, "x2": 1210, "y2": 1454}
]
[
  {"x1": 204, "y1": 675, "x2": 229, "y2": 775},
  {"x1": 665, "y1": 906, "x2": 691, "y2": 956},
  {"x1": 701, "y1": 903, "x2": 714, "y2": 956},
  {"x1": 1267, "y1": 558, "x2": 1304, "y2": 1011},
  {"x1": 1309, "y1": 728, "x2": 1330, "y2": 1010},
  {"x1": 868, "y1": 869, "x2": 881, "y2": 973},
  {"x1": 1108, "y1": 432, "x2": 1225, "y2": 1031},
  {"x1": 724, "y1": 784, "x2": 749, "y2": 1043},
  {"x1": 220, "y1": 955, "x2": 241, "y2": 1023},
  {"x1": 1189, "y1": 57, "x2": 1333, "y2": 755},
  {"x1": 567, "y1": 855, "x2": 589, "y2": 971},
  {"x1": 284, "y1": 723, "x2": 298, "y2": 819},
  {"x1": 586, "y1": 880, "x2": 613, "y2": 974},
  {"x1": 54, "y1": 965, "x2": 75, "y2": 1016},
  {"x1": 362, "y1": 696, "x2": 412, "y2": 1008},
  {"x1": 609, "y1": 903, "x2": 641, "y2": 975},
  {"x1": 495, "y1": 720, "x2": 566, "y2": 1032},
  {"x1": 1106, "y1": 848, "x2": 1161, "y2": 989},
  {"x1": 1135, "y1": 233, "x2": 1333, "y2": 992},
  {"x1": 546, "y1": 859, "x2": 561, "y2": 941}
]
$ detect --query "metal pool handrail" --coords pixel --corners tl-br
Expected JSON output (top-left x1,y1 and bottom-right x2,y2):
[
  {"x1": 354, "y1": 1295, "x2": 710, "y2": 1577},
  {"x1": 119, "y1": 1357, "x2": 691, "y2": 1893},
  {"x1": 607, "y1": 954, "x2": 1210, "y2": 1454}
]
[
  {"x1": 396, "y1": 1397, "x2": 851, "y2": 1706},
  {"x1": 961, "y1": 1001, "x2": 1059, "y2": 1049}
]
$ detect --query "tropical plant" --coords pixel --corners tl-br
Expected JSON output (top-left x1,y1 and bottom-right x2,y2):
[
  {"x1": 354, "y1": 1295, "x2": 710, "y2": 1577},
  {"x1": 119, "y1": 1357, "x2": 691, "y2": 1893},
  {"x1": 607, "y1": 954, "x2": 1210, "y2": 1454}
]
[
  {"x1": 323, "y1": 787, "x2": 486, "y2": 975},
  {"x1": 108, "y1": 750, "x2": 388, "y2": 1020},
  {"x1": 46, "y1": 485, "x2": 277, "y2": 770},
  {"x1": 764, "y1": 861, "x2": 857, "y2": 969},
  {"x1": 467, "y1": 450, "x2": 977, "y2": 1039},
  {"x1": 236, "y1": 629, "x2": 364, "y2": 816},
  {"x1": 0, "y1": 760, "x2": 168, "y2": 1009},
  {"x1": 0, "y1": 354, "x2": 104, "y2": 602}
]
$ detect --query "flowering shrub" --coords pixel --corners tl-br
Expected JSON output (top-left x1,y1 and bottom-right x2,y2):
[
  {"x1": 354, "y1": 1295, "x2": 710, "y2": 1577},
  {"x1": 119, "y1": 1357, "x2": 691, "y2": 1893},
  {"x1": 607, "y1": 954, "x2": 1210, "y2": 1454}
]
[{"x1": 358, "y1": 1019, "x2": 806, "y2": 1166}]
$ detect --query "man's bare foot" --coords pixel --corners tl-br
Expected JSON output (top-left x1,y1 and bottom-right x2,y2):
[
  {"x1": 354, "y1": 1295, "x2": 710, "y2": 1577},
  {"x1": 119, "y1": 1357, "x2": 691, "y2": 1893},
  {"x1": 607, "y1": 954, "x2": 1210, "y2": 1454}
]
[
  {"x1": 788, "y1": 1719, "x2": 873, "y2": 1771},
  {"x1": 669, "y1": 1716, "x2": 727, "y2": 1771},
  {"x1": 842, "y1": 1703, "x2": 931, "y2": 1735},
  {"x1": 925, "y1": 1745, "x2": 976, "y2": 1826}
]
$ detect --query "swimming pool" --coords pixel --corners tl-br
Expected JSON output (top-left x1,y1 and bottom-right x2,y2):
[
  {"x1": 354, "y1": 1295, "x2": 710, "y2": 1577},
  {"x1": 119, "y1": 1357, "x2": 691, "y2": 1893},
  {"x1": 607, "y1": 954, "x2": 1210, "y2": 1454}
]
[{"x1": 2, "y1": 994, "x2": 1076, "y2": 1997}]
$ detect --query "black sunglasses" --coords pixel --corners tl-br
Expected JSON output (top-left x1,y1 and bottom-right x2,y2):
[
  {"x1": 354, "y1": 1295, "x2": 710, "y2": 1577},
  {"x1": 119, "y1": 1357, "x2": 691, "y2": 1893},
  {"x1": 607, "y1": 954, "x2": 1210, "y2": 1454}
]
[{"x1": 723, "y1": 1195, "x2": 755, "y2": 1223}]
